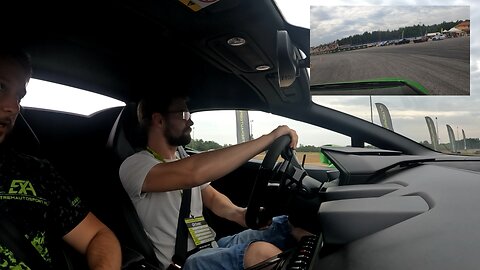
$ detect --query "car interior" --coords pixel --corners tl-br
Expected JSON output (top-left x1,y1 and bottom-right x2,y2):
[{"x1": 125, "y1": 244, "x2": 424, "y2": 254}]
[
  {"x1": 4, "y1": 0, "x2": 312, "y2": 269},
  {"x1": 4, "y1": 0, "x2": 480, "y2": 270}
]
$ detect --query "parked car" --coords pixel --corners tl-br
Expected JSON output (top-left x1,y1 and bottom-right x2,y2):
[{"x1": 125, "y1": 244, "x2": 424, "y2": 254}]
[
  {"x1": 413, "y1": 36, "x2": 428, "y2": 43},
  {"x1": 3, "y1": 1, "x2": 480, "y2": 270},
  {"x1": 394, "y1": 38, "x2": 410, "y2": 45},
  {"x1": 432, "y1": 34, "x2": 447, "y2": 41}
]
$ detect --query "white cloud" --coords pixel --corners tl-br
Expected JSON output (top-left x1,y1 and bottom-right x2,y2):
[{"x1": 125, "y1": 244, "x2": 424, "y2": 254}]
[{"x1": 311, "y1": 6, "x2": 469, "y2": 45}]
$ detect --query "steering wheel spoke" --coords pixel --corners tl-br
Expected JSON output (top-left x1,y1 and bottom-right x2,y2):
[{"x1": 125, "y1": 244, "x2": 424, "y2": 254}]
[{"x1": 246, "y1": 135, "x2": 298, "y2": 229}]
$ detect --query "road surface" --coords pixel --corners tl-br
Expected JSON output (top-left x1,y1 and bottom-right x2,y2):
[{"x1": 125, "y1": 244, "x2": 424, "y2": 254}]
[{"x1": 310, "y1": 36, "x2": 470, "y2": 95}]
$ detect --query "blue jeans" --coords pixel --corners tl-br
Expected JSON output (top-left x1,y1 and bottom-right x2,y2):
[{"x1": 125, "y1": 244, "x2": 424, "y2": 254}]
[{"x1": 183, "y1": 215, "x2": 293, "y2": 270}]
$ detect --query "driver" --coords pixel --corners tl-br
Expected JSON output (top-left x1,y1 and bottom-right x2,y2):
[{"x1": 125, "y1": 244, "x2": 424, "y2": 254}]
[{"x1": 119, "y1": 91, "x2": 311, "y2": 270}]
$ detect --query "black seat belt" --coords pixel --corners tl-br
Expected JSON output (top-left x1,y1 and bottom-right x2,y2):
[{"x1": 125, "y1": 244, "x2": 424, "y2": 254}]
[
  {"x1": 0, "y1": 218, "x2": 52, "y2": 269},
  {"x1": 168, "y1": 146, "x2": 192, "y2": 269},
  {"x1": 168, "y1": 188, "x2": 191, "y2": 269}
]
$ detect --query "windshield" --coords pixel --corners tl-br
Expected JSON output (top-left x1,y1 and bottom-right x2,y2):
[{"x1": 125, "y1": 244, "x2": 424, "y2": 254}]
[
  {"x1": 313, "y1": 95, "x2": 479, "y2": 156},
  {"x1": 274, "y1": 0, "x2": 309, "y2": 29}
]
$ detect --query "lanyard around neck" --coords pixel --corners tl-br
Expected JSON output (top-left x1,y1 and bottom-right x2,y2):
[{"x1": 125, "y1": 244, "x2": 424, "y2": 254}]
[
  {"x1": 146, "y1": 146, "x2": 166, "y2": 162},
  {"x1": 146, "y1": 146, "x2": 184, "y2": 196}
]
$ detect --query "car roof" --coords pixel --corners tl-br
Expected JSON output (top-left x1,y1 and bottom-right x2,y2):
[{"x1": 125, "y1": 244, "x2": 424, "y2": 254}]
[{"x1": 5, "y1": 0, "x2": 310, "y2": 114}]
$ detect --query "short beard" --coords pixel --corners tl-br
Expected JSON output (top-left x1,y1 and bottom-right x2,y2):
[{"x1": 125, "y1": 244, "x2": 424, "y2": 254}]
[{"x1": 165, "y1": 129, "x2": 191, "y2": 146}]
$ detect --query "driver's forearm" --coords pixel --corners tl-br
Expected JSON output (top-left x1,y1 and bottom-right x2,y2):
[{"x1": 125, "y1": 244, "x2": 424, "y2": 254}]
[
  {"x1": 189, "y1": 133, "x2": 276, "y2": 182},
  {"x1": 144, "y1": 126, "x2": 296, "y2": 192},
  {"x1": 145, "y1": 133, "x2": 276, "y2": 191},
  {"x1": 204, "y1": 188, "x2": 247, "y2": 227},
  {"x1": 222, "y1": 206, "x2": 247, "y2": 227}
]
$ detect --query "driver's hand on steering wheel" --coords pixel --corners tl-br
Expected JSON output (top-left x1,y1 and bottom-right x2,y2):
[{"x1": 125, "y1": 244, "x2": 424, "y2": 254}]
[{"x1": 270, "y1": 125, "x2": 298, "y2": 149}]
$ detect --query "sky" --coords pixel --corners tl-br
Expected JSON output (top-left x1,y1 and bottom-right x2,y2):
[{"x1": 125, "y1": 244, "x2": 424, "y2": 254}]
[
  {"x1": 21, "y1": 0, "x2": 479, "y2": 148},
  {"x1": 311, "y1": 6, "x2": 470, "y2": 46}
]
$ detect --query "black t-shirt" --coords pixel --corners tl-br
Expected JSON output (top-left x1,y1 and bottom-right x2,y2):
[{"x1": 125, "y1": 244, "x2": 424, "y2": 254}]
[{"x1": 0, "y1": 146, "x2": 89, "y2": 269}]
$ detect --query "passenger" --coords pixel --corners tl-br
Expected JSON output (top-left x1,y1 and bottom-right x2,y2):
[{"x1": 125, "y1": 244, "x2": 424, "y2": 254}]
[
  {"x1": 0, "y1": 44, "x2": 122, "y2": 269},
  {"x1": 119, "y1": 91, "x2": 312, "y2": 270}
]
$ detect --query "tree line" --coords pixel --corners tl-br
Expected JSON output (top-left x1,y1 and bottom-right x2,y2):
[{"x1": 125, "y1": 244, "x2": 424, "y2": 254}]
[
  {"x1": 188, "y1": 138, "x2": 480, "y2": 154},
  {"x1": 187, "y1": 139, "x2": 325, "y2": 152},
  {"x1": 328, "y1": 20, "x2": 462, "y2": 47},
  {"x1": 187, "y1": 139, "x2": 224, "y2": 151},
  {"x1": 419, "y1": 138, "x2": 480, "y2": 152}
]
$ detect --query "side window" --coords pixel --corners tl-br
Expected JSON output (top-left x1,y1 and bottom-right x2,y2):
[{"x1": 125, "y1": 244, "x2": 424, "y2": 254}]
[{"x1": 189, "y1": 110, "x2": 350, "y2": 168}]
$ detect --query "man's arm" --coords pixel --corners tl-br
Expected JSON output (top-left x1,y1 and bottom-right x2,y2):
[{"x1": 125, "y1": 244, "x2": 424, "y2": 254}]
[
  {"x1": 142, "y1": 125, "x2": 298, "y2": 192},
  {"x1": 63, "y1": 212, "x2": 121, "y2": 270},
  {"x1": 201, "y1": 185, "x2": 247, "y2": 227}
]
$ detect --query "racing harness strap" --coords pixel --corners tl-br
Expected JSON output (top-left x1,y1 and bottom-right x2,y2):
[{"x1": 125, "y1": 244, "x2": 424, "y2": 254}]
[{"x1": 0, "y1": 217, "x2": 52, "y2": 269}]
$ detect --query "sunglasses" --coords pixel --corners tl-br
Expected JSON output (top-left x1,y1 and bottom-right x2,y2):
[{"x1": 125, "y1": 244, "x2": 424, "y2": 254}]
[{"x1": 166, "y1": 110, "x2": 191, "y2": 120}]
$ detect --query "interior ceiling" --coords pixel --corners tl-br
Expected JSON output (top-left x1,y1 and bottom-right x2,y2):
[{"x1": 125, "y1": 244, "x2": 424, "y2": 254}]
[{"x1": 4, "y1": 0, "x2": 310, "y2": 113}]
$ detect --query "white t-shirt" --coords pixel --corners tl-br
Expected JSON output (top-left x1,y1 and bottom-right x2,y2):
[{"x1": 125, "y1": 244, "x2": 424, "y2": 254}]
[{"x1": 119, "y1": 150, "x2": 212, "y2": 268}]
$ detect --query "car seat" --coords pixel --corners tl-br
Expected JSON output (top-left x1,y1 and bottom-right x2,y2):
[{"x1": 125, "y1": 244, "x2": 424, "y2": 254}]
[
  {"x1": 104, "y1": 103, "x2": 304, "y2": 270},
  {"x1": 105, "y1": 102, "x2": 162, "y2": 269}
]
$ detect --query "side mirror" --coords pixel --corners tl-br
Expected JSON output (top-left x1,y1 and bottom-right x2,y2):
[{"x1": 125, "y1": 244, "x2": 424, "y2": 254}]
[{"x1": 277, "y1": 30, "x2": 308, "y2": 88}]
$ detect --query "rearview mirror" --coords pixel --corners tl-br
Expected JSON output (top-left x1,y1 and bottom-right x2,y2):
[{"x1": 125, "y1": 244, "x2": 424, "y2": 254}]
[
  {"x1": 277, "y1": 30, "x2": 298, "y2": 88},
  {"x1": 277, "y1": 30, "x2": 309, "y2": 88}
]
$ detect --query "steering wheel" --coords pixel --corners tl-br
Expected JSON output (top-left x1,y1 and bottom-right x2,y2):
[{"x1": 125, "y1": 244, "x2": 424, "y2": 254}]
[{"x1": 245, "y1": 135, "x2": 298, "y2": 229}]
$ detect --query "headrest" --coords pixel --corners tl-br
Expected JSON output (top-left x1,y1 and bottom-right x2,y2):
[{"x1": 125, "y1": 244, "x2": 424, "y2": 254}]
[{"x1": 106, "y1": 102, "x2": 146, "y2": 162}]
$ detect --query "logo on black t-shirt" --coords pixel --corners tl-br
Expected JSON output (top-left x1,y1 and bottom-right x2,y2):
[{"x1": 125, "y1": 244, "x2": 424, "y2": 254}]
[
  {"x1": 0, "y1": 179, "x2": 48, "y2": 206},
  {"x1": 8, "y1": 180, "x2": 37, "y2": 196}
]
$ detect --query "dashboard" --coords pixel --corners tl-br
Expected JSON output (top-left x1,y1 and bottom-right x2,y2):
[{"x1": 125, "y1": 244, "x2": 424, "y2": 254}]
[{"x1": 252, "y1": 146, "x2": 480, "y2": 269}]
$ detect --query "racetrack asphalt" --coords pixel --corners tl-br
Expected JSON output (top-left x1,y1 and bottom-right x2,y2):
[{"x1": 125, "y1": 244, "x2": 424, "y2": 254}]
[{"x1": 310, "y1": 36, "x2": 470, "y2": 95}]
